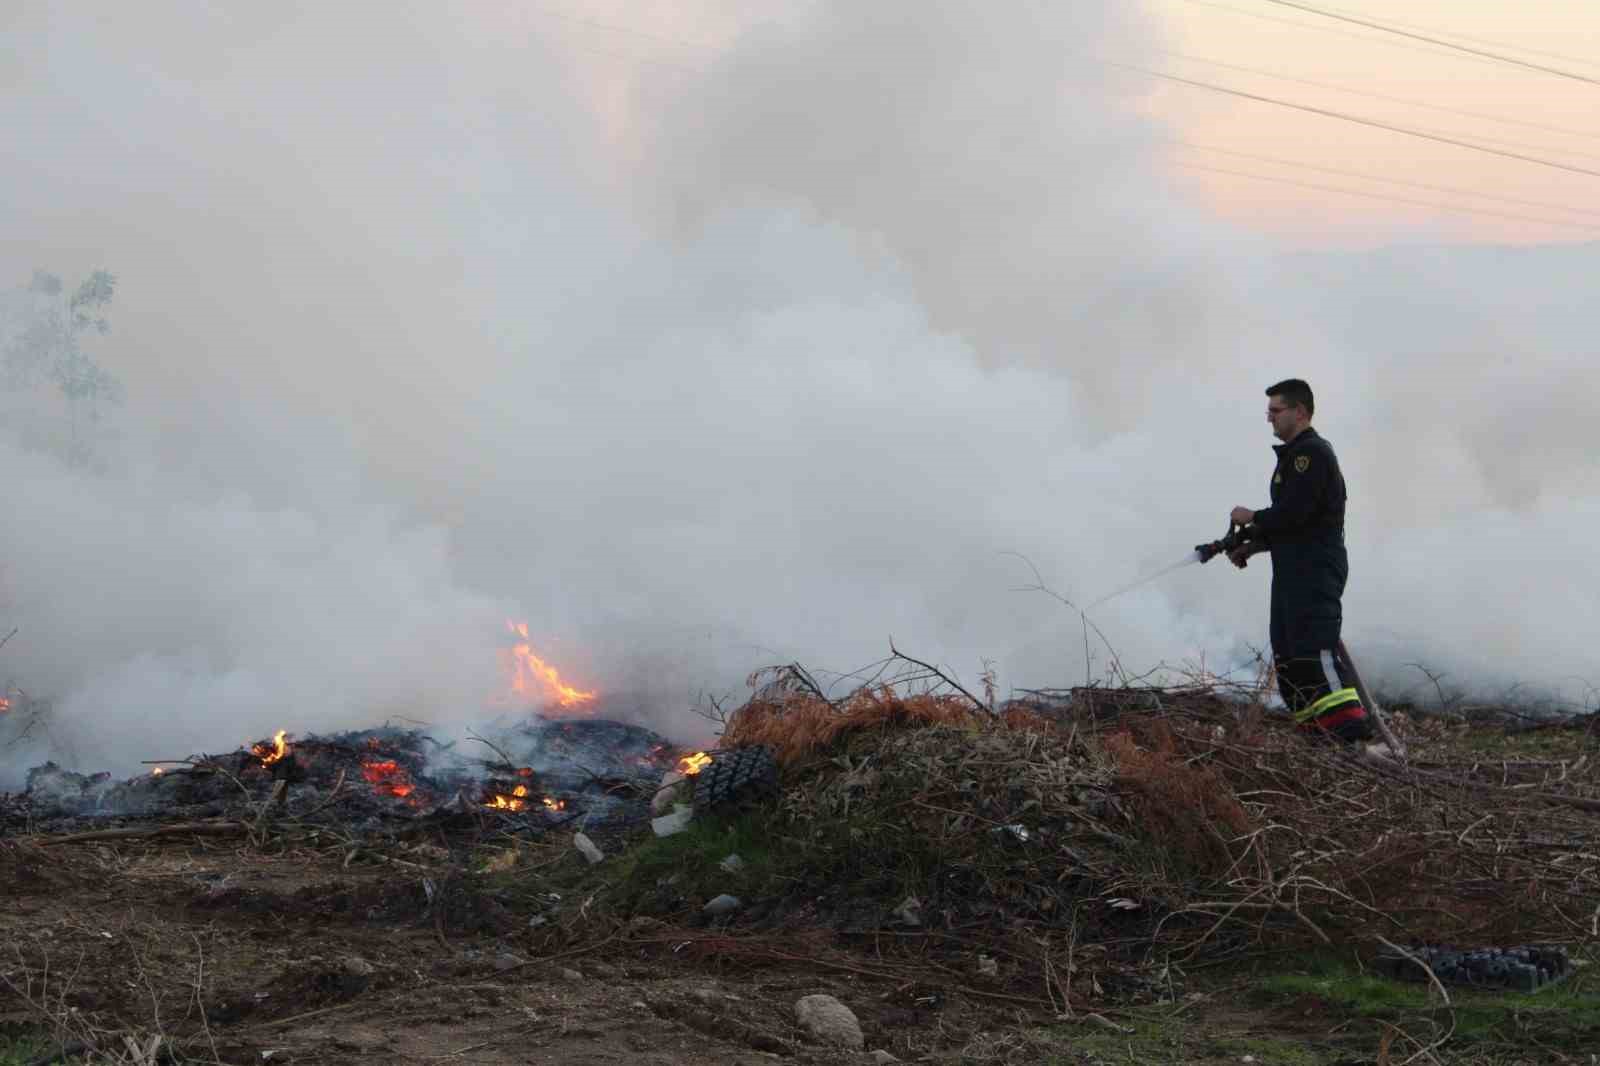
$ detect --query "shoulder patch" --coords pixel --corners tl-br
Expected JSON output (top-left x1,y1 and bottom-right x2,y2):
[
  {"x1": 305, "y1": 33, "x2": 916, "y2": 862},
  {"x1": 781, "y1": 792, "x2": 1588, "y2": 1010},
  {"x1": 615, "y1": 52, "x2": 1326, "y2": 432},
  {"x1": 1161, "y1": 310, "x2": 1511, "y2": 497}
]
[{"x1": 1294, "y1": 454, "x2": 1310, "y2": 473}]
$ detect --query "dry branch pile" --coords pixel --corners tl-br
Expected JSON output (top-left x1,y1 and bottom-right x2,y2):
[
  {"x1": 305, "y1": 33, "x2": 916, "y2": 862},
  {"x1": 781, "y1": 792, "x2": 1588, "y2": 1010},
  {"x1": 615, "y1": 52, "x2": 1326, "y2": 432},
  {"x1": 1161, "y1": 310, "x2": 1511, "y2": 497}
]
[{"x1": 712, "y1": 672, "x2": 1600, "y2": 981}]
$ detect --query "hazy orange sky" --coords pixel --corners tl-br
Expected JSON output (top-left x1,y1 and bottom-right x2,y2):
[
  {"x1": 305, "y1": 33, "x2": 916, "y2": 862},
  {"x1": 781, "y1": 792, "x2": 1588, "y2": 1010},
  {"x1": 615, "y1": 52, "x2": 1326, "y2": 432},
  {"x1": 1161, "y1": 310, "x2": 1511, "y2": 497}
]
[
  {"x1": 548, "y1": 0, "x2": 1600, "y2": 249},
  {"x1": 1144, "y1": 0, "x2": 1600, "y2": 246}
]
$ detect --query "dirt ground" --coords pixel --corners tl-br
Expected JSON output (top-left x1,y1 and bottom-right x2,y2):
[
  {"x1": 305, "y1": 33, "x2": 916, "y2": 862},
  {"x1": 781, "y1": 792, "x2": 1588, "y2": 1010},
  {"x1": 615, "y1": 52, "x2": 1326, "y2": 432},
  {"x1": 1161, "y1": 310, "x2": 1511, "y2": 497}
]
[
  {"x1": 3, "y1": 830, "x2": 1110, "y2": 1066},
  {"x1": 0, "y1": 827, "x2": 1408, "y2": 1066},
  {"x1": 5, "y1": 711, "x2": 1596, "y2": 1065}
]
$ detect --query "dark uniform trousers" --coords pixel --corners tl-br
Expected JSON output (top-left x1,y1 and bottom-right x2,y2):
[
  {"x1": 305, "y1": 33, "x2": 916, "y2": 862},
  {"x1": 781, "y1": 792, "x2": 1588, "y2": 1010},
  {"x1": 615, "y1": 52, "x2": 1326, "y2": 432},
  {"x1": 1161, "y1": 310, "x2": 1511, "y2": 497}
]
[{"x1": 1252, "y1": 428, "x2": 1373, "y2": 744}]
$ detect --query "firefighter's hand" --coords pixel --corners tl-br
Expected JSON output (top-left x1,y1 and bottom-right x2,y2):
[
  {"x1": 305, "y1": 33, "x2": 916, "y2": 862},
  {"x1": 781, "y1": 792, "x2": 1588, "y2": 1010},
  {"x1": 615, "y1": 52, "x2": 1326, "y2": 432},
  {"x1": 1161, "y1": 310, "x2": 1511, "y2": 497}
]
[
  {"x1": 1230, "y1": 506, "x2": 1255, "y2": 526},
  {"x1": 1227, "y1": 544, "x2": 1254, "y2": 569}
]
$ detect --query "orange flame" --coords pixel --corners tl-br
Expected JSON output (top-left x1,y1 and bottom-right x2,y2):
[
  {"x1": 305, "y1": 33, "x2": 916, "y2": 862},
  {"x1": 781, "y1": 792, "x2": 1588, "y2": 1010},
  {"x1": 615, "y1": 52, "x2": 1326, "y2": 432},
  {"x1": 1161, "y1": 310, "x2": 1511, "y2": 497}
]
[
  {"x1": 679, "y1": 751, "x2": 712, "y2": 776},
  {"x1": 542, "y1": 796, "x2": 565, "y2": 811},
  {"x1": 484, "y1": 783, "x2": 530, "y2": 812},
  {"x1": 361, "y1": 759, "x2": 415, "y2": 798},
  {"x1": 151, "y1": 767, "x2": 164, "y2": 776},
  {"x1": 502, "y1": 622, "x2": 596, "y2": 711},
  {"x1": 252, "y1": 730, "x2": 289, "y2": 766},
  {"x1": 0, "y1": 697, "x2": 9, "y2": 714}
]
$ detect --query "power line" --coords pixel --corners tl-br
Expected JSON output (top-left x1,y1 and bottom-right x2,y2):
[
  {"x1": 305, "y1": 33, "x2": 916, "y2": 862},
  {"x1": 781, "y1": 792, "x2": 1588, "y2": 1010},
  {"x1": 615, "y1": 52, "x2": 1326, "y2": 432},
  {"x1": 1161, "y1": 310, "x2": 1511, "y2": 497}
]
[
  {"x1": 1384, "y1": 122, "x2": 1600, "y2": 168},
  {"x1": 1174, "y1": 141, "x2": 1600, "y2": 219},
  {"x1": 1257, "y1": 0, "x2": 1600, "y2": 86},
  {"x1": 1156, "y1": 49, "x2": 1600, "y2": 143},
  {"x1": 1170, "y1": 160, "x2": 1600, "y2": 233},
  {"x1": 519, "y1": 0, "x2": 1600, "y2": 199},
  {"x1": 1296, "y1": 0, "x2": 1600, "y2": 70},
  {"x1": 1116, "y1": 63, "x2": 1600, "y2": 179},
  {"x1": 1169, "y1": 0, "x2": 1522, "y2": 71}
]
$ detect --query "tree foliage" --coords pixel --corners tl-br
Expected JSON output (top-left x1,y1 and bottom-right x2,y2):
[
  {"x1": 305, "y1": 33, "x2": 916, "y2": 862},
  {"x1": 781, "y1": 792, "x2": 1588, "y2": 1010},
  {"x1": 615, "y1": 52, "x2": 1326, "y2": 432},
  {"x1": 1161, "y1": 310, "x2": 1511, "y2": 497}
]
[{"x1": 3, "y1": 268, "x2": 123, "y2": 460}]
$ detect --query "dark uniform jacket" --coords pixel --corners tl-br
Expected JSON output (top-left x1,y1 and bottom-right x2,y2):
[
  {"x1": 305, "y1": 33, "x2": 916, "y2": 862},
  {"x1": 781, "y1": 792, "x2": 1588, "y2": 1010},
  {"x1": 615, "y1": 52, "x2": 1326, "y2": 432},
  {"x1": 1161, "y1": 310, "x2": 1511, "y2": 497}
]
[{"x1": 1251, "y1": 428, "x2": 1347, "y2": 657}]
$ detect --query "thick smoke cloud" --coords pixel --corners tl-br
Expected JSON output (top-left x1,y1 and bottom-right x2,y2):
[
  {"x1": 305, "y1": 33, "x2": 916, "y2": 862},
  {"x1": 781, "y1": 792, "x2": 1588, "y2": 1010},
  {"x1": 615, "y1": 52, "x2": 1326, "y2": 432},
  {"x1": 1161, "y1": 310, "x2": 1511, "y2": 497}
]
[{"x1": 1, "y1": 2, "x2": 1595, "y2": 779}]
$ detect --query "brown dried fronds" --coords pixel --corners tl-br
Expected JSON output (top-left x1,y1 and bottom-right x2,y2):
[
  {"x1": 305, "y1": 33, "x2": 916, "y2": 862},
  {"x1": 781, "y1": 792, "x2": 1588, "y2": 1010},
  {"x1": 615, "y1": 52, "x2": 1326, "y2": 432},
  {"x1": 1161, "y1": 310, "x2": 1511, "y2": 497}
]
[
  {"x1": 721, "y1": 687, "x2": 996, "y2": 768},
  {"x1": 713, "y1": 659, "x2": 1600, "y2": 964},
  {"x1": 1100, "y1": 720, "x2": 1250, "y2": 878}
]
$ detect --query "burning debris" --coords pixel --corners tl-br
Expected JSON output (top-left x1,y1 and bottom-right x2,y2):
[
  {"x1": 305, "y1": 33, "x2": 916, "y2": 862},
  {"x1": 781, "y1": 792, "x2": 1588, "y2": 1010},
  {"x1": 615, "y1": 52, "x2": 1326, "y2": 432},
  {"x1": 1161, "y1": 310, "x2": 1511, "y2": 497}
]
[
  {"x1": 359, "y1": 758, "x2": 415, "y2": 798},
  {"x1": 5, "y1": 716, "x2": 690, "y2": 833},
  {"x1": 251, "y1": 729, "x2": 290, "y2": 767},
  {"x1": 0, "y1": 626, "x2": 695, "y2": 835}
]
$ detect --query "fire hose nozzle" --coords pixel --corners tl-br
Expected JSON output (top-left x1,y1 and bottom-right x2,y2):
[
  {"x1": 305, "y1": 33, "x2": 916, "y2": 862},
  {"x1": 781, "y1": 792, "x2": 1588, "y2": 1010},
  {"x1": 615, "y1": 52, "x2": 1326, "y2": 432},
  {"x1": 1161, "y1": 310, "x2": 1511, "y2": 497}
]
[{"x1": 1197, "y1": 520, "x2": 1257, "y2": 564}]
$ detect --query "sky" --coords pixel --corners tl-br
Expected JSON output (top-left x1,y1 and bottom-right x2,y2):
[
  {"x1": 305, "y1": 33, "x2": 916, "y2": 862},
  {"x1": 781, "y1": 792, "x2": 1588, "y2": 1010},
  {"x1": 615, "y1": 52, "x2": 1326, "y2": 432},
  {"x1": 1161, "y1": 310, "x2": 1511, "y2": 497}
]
[
  {"x1": 0, "y1": 2, "x2": 1596, "y2": 779},
  {"x1": 1149, "y1": 0, "x2": 1600, "y2": 244}
]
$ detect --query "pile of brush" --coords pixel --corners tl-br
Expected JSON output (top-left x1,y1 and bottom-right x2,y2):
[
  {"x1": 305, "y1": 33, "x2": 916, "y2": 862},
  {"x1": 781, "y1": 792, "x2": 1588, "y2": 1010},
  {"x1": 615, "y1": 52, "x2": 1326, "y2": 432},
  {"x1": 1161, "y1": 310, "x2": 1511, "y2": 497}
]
[{"x1": 707, "y1": 663, "x2": 1600, "y2": 985}]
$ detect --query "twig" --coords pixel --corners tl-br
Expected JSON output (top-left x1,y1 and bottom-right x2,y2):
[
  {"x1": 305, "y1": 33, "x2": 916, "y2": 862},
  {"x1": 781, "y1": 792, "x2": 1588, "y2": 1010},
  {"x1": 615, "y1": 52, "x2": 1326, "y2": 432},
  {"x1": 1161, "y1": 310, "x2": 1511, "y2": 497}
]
[
  {"x1": 252, "y1": 779, "x2": 288, "y2": 835},
  {"x1": 242, "y1": 1001, "x2": 361, "y2": 1030},
  {"x1": 1375, "y1": 936, "x2": 1451, "y2": 1006},
  {"x1": 36, "y1": 821, "x2": 248, "y2": 846},
  {"x1": 467, "y1": 731, "x2": 522, "y2": 772},
  {"x1": 887, "y1": 640, "x2": 989, "y2": 715},
  {"x1": 294, "y1": 767, "x2": 348, "y2": 820},
  {"x1": 191, "y1": 932, "x2": 220, "y2": 1064},
  {"x1": 1000, "y1": 551, "x2": 1126, "y2": 686}
]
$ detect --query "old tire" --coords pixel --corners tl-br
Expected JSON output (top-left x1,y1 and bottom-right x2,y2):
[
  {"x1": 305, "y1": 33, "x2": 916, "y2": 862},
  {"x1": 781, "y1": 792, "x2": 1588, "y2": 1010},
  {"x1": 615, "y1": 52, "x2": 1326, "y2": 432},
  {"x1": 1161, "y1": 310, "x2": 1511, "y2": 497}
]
[{"x1": 692, "y1": 746, "x2": 778, "y2": 813}]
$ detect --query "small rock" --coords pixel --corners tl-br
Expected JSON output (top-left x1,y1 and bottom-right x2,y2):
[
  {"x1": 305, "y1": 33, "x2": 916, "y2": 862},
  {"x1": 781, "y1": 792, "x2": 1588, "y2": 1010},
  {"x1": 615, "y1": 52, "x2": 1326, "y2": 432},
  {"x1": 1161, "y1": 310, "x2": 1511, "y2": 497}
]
[
  {"x1": 527, "y1": 915, "x2": 548, "y2": 928},
  {"x1": 560, "y1": 967, "x2": 584, "y2": 981},
  {"x1": 890, "y1": 896, "x2": 922, "y2": 927},
  {"x1": 703, "y1": 894, "x2": 742, "y2": 917},
  {"x1": 651, "y1": 772, "x2": 687, "y2": 814},
  {"x1": 719, "y1": 853, "x2": 746, "y2": 874},
  {"x1": 652, "y1": 805, "x2": 694, "y2": 837},
  {"x1": 494, "y1": 953, "x2": 525, "y2": 972},
  {"x1": 871, "y1": 1052, "x2": 901, "y2": 1064},
  {"x1": 341, "y1": 956, "x2": 375, "y2": 977},
  {"x1": 689, "y1": 986, "x2": 722, "y2": 1005},
  {"x1": 976, "y1": 955, "x2": 999, "y2": 978},
  {"x1": 573, "y1": 832, "x2": 605, "y2": 864},
  {"x1": 794, "y1": 994, "x2": 864, "y2": 1051}
]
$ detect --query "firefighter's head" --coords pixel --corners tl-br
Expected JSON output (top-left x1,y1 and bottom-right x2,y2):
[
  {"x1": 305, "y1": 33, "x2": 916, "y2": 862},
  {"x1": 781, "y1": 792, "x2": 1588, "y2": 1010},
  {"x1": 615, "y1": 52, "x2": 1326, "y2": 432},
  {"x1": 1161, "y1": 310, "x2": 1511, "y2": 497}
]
[{"x1": 1264, "y1": 379, "x2": 1313, "y2": 442}]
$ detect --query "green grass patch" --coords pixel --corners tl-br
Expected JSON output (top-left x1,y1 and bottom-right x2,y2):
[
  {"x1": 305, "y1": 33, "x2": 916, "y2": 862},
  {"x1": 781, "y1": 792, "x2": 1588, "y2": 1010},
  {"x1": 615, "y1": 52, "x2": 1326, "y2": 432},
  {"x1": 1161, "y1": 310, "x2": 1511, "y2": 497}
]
[
  {"x1": 1250, "y1": 953, "x2": 1600, "y2": 1052},
  {"x1": 0, "y1": 1034, "x2": 53, "y2": 1066},
  {"x1": 596, "y1": 810, "x2": 785, "y2": 912},
  {"x1": 489, "y1": 810, "x2": 787, "y2": 919}
]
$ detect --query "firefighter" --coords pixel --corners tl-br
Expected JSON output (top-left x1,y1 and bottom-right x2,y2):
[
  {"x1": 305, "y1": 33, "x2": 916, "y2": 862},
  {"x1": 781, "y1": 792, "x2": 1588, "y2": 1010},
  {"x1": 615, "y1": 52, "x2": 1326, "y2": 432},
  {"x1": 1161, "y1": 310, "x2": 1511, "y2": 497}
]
[{"x1": 1226, "y1": 379, "x2": 1373, "y2": 743}]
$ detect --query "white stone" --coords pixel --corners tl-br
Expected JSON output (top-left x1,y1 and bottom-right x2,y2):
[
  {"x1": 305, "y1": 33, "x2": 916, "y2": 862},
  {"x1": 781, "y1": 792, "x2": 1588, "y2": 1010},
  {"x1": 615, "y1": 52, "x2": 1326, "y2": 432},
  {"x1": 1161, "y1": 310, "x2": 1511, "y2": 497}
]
[
  {"x1": 793, "y1": 994, "x2": 864, "y2": 1051},
  {"x1": 871, "y1": 1052, "x2": 901, "y2": 1064},
  {"x1": 702, "y1": 894, "x2": 741, "y2": 917},
  {"x1": 651, "y1": 772, "x2": 687, "y2": 814},
  {"x1": 573, "y1": 832, "x2": 605, "y2": 864},
  {"x1": 651, "y1": 804, "x2": 694, "y2": 837}
]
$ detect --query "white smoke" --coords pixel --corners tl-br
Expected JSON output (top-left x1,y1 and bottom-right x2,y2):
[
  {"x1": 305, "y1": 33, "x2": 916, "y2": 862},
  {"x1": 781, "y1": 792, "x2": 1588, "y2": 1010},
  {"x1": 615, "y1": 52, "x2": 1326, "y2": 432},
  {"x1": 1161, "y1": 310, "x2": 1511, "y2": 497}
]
[{"x1": 1, "y1": 2, "x2": 1595, "y2": 779}]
